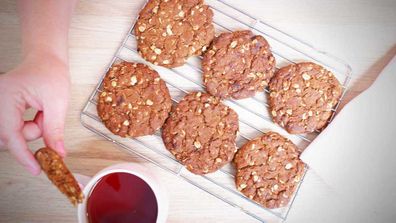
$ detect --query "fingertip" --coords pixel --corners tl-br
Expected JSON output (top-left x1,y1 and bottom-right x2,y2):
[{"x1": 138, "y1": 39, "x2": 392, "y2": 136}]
[
  {"x1": 28, "y1": 164, "x2": 41, "y2": 176},
  {"x1": 6, "y1": 133, "x2": 41, "y2": 176},
  {"x1": 22, "y1": 121, "x2": 42, "y2": 141},
  {"x1": 42, "y1": 127, "x2": 66, "y2": 157},
  {"x1": 55, "y1": 140, "x2": 67, "y2": 158},
  {"x1": 19, "y1": 153, "x2": 41, "y2": 176},
  {"x1": 25, "y1": 155, "x2": 41, "y2": 176}
]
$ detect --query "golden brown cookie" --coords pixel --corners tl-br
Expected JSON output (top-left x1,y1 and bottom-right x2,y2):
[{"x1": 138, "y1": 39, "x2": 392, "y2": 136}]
[
  {"x1": 35, "y1": 147, "x2": 84, "y2": 206},
  {"x1": 268, "y1": 62, "x2": 342, "y2": 134},
  {"x1": 202, "y1": 30, "x2": 276, "y2": 99},
  {"x1": 234, "y1": 132, "x2": 305, "y2": 209},
  {"x1": 162, "y1": 92, "x2": 239, "y2": 174},
  {"x1": 135, "y1": 0, "x2": 215, "y2": 68},
  {"x1": 97, "y1": 62, "x2": 172, "y2": 137}
]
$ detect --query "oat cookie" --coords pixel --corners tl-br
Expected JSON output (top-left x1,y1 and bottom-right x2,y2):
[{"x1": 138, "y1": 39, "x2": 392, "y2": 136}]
[
  {"x1": 97, "y1": 62, "x2": 172, "y2": 137},
  {"x1": 202, "y1": 30, "x2": 276, "y2": 99},
  {"x1": 35, "y1": 147, "x2": 84, "y2": 206},
  {"x1": 135, "y1": 0, "x2": 215, "y2": 68},
  {"x1": 234, "y1": 132, "x2": 305, "y2": 209},
  {"x1": 162, "y1": 92, "x2": 239, "y2": 174},
  {"x1": 268, "y1": 62, "x2": 342, "y2": 134}
]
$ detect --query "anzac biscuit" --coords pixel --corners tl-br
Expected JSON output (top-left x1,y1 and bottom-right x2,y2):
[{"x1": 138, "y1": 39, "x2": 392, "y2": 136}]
[
  {"x1": 202, "y1": 30, "x2": 276, "y2": 99},
  {"x1": 268, "y1": 62, "x2": 342, "y2": 134},
  {"x1": 234, "y1": 132, "x2": 305, "y2": 209},
  {"x1": 135, "y1": 0, "x2": 215, "y2": 68},
  {"x1": 162, "y1": 92, "x2": 239, "y2": 174},
  {"x1": 97, "y1": 62, "x2": 172, "y2": 137},
  {"x1": 35, "y1": 147, "x2": 84, "y2": 206}
]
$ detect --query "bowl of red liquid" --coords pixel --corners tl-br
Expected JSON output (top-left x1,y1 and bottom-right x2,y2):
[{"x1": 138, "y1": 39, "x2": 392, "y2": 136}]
[{"x1": 77, "y1": 163, "x2": 168, "y2": 223}]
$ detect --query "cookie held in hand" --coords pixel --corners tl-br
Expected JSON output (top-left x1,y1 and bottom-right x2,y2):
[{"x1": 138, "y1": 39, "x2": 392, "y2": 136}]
[{"x1": 35, "y1": 147, "x2": 83, "y2": 206}]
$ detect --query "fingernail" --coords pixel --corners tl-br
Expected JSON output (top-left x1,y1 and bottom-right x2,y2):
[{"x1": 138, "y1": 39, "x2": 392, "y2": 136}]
[
  {"x1": 55, "y1": 140, "x2": 66, "y2": 157},
  {"x1": 28, "y1": 163, "x2": 41, "y2": 176}
]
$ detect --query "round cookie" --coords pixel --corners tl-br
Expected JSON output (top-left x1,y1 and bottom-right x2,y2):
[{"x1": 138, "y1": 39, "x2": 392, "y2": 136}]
[
  {"x1": 202, "y1": 30, "x2": 276, "y2": 99},
  {"x1": 234, "y1": 131, "x2": 305, "y2": 209},
  {"x1": 135, "y1": 0, "x2": 215, "y2": 68},
  {"x1": 162, "y1": 92, "x2": 239, "y2": 174},
  {"x1": 268, "y1": 62, "x2": 342, "y2": 134},
  {"x1": 97, "y1": 62, "x2": 172, "y2": 137}
]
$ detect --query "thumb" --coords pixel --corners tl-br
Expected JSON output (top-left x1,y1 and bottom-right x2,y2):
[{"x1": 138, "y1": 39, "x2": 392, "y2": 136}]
[
  {"x1": 42, "y1": 100, "x2": 68, "y2": 157},
  {"x1": 7, "y1": 132, "x2": 41, "y2": 175}
]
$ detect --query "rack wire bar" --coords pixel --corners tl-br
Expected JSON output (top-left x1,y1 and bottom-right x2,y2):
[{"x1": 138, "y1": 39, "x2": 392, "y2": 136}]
[{"x1": 80, "y1": 0, "x2": 352, "y2": 222}]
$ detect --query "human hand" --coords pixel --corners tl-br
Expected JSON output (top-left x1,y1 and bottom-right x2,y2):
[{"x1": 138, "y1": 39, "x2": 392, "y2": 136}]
[{"x1": 0, "y1": 50, "x2": 70, "y2": 175}]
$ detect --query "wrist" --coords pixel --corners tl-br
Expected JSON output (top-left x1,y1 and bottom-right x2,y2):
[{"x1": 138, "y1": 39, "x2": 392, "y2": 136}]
[
  {"x1": 19, "y1": 47, "x2": 71, "y2": 84},
  {"x1": 22, "y1": 48, "x2": 70, "y2": 79},
  {"x1": 23, "y1": 47, "x2": 69, "y2": 73}
]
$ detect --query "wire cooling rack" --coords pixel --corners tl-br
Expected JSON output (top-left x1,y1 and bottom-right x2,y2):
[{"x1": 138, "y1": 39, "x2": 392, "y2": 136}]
[{"x1": 81, "y1": 0, "x2": 352, "y2": 222}]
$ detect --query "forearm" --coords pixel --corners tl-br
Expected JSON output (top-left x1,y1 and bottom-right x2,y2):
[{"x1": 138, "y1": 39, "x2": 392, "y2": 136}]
[{"x1": 17, "y1": 0, "x2": 78, "y2": 63}]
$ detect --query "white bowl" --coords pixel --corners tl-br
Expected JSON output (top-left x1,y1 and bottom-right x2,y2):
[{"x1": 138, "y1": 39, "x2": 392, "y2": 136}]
[{"x1": 76, "y1": 163, "x2": 168, "y2": 223}]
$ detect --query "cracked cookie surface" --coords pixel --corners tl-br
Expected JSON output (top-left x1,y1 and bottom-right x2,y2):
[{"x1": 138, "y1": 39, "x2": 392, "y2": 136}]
[
  {"x1": 162, "y1": 92, "x2": 239, "y2": 175},
  {"x1": 234, "y1": 132, "x2": 305, "y2": 209},
  {"x1": 97, "y1": 61, "x2": 172, "y2": 137},
  {"x1": 202, "y1": 30, "x2": 276, "y2": 99},
  {"x1": 268, "y1": 62, "x2": 342, "y2": 134},
  {"x1": 135, "y1": 0, "x2": 215, "y2": 68}
]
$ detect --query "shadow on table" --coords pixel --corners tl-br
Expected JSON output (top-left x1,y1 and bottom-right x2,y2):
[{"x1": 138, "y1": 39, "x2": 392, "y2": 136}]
[{"x1": 340, "y1": 44, "x2": 396, "y2": 109}]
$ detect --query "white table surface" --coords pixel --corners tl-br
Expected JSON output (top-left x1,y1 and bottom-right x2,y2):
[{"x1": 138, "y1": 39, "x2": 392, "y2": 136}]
[{"x1": 0, "y1": 0, "x2": 395, "y2": 222}]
